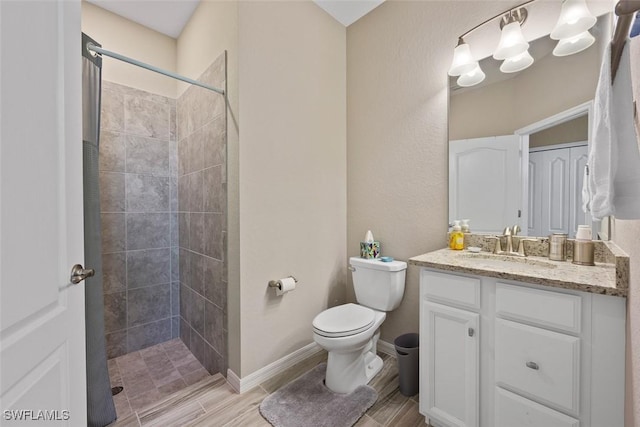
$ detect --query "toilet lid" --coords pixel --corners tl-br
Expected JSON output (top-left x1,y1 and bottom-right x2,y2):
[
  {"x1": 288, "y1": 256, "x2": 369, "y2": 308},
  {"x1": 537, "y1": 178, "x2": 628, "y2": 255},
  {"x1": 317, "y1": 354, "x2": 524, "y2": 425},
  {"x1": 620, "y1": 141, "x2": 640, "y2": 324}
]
[{"x1": 312, "y1": 303, "x2": 376, "y2": 338}]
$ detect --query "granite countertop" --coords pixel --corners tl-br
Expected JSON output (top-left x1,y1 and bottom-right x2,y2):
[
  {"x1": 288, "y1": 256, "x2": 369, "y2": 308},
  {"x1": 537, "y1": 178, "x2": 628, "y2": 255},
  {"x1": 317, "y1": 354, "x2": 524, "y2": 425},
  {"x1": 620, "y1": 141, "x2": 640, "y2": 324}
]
[{"x1": 409, "y1": 247, "x2": 628, "y2": 297}]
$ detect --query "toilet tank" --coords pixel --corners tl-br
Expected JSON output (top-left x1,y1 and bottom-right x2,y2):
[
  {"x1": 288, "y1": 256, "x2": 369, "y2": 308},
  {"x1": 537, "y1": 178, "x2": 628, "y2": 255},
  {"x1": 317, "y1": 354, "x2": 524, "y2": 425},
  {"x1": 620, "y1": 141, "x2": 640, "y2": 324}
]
[{"x1": 350, "y1": 257, "x2": 407, "y2": 311}]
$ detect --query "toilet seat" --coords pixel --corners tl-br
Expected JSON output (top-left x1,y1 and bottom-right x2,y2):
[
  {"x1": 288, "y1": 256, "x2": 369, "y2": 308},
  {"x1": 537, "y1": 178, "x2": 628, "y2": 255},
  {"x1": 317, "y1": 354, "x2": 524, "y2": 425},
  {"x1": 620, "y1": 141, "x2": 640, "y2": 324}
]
[{"x1": 312, "y1": 303, "x2": 376, "y2": 338}]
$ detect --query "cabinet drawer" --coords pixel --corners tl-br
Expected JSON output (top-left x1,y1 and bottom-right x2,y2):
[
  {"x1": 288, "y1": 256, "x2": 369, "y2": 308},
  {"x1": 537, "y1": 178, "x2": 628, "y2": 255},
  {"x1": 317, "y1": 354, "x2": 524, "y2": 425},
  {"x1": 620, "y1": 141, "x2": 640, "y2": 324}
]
[
  {"x1": 496, "y1": 283, "x2": 581, "y2": 333},
  {"x1": 495, "y1": 387, "x2": 579, "y2": 427},
  {"x1": 495, "y1": 319, "x2": 580, "y2": 415},
  {"x1": 422, "y1": 270, "x2": 480, "y2": 310}
]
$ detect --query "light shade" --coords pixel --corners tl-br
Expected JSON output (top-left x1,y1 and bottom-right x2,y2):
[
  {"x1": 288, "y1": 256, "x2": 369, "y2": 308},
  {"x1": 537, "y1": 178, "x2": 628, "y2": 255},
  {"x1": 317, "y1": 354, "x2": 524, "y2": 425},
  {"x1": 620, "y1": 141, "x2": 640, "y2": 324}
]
[
  {"x1": 553, "y1": 30, "x2": 595, "y2": 56},
  {"x1": 500, "y1": 50, "x2": 534, "y2": 73},
  {"x1": 457, "y1": 64, "x2": 486, "y2": 87},
  {"x1": 550, "y1": 0, "x2": 596, "y2": 40},
  {"x1": 448, "y1": 41, "x2": 477, "y2": 76},
  {"x1": 493, "y1": 21, "x2": 530, "y2": 60}
]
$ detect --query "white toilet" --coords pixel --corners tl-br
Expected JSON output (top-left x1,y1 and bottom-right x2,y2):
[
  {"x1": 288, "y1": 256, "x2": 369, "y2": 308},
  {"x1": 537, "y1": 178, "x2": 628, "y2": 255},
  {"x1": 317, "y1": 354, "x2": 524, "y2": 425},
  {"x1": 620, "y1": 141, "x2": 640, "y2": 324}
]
[{"x1": 312, "y1": 256, "x2": 407, "y2": 393}]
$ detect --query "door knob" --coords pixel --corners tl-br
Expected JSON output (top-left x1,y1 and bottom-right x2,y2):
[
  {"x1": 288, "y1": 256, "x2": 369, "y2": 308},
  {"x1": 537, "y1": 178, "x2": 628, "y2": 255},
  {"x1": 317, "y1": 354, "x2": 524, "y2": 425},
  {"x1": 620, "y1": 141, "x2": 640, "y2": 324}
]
[{"x1": 70, "y1": 264, "x2": 95, "y2": 284}]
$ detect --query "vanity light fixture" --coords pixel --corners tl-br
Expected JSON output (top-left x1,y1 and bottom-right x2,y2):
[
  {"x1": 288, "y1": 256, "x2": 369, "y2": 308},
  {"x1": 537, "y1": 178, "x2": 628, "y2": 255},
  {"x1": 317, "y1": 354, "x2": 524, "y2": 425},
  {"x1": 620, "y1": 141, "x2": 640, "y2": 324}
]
[
  {"x1": 493, "y1": 9, "x2": 530, "y2": 60},
  {"x1": 551, "y1": 0, "x2": 597, "y2": 40},
  {"x1": 448, "y1": 38, "x2": 479, "y2": 76},
  {"x1": 551, "y1": 0, "x2": 597, "y2": 56},
  {"x1": 448, "y1": 0, "x2": 599, "y2": 87}
]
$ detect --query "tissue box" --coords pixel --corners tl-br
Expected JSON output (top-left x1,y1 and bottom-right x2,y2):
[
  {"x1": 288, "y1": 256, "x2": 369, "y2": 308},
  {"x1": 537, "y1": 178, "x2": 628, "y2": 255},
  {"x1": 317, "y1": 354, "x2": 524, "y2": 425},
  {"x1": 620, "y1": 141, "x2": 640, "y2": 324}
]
[{"x1": 360, "y1": 241, "x2": 380, "y2": 259}]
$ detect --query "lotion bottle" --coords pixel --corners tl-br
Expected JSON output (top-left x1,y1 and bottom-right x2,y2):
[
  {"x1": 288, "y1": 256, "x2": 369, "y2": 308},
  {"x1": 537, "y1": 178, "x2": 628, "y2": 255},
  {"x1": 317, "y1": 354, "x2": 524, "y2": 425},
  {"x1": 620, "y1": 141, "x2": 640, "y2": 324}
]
[{"x1": 449, "y1": 220, "x2": 464, "y2": 250}]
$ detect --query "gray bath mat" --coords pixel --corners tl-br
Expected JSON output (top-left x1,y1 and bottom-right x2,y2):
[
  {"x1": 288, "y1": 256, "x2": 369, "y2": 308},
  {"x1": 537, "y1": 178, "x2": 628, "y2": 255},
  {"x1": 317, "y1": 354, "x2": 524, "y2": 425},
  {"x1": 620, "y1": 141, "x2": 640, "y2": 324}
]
[{"x1": 259, "y1": 363, "x2": 378, "y2": 427}]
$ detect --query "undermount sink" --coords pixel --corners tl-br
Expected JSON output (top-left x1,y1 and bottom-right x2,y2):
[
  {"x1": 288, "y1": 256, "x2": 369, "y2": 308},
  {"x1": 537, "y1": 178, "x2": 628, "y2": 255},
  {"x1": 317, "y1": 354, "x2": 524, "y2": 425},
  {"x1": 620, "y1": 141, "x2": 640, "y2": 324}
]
[{"x1": 460, "y1": 252, "x2": 558, "y2": 270}]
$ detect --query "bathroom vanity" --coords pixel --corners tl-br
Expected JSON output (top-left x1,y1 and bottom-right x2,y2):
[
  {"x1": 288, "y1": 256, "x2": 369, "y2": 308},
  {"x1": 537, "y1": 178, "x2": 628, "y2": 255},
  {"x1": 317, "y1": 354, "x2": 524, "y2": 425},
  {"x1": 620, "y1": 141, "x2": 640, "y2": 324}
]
[{"x1": 409, "y1": 244, "x2": 628, "y2": 427}]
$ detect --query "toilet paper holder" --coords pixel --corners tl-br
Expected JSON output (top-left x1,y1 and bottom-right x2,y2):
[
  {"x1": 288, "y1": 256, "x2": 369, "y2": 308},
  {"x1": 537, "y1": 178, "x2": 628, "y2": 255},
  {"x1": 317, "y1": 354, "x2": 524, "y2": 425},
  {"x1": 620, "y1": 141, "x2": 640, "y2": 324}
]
[{"x1": 268, "y1": 276, "x2": 298, "y2": 288}]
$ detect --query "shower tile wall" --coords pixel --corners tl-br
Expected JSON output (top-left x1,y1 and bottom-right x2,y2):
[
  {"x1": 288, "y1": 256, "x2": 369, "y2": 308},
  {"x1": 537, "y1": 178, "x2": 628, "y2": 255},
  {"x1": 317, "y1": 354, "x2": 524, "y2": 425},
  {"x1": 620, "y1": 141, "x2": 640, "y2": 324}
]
[
  {"x1": 100, "y1": 81, "x2": 179, "y2": 358},
  {"x1": 177, "y1": 53, "x2": 227, "y2": 375}
]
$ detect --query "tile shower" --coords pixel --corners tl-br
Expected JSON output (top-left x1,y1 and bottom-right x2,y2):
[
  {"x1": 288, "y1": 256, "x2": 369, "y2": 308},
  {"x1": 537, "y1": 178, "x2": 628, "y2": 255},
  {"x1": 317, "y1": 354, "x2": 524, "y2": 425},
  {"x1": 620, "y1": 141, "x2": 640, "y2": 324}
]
[{"x1": 99, "y1": 53, "x2": 227, "y2": 379}]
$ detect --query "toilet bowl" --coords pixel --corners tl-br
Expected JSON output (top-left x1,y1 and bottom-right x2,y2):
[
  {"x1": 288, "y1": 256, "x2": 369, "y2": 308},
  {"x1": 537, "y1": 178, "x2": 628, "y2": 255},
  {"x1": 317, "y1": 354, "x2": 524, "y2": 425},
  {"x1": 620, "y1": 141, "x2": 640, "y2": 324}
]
[
  {"x1": 313, "y1": 303, "x2": 386, "y2": 394},
  {"x1": 312, "y1": 257, "x2": 407, "y2": 394}
]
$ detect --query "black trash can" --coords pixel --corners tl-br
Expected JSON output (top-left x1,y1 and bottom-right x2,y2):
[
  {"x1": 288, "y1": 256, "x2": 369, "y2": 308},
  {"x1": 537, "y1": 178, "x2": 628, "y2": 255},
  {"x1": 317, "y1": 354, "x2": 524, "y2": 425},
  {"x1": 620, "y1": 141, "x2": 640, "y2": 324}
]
[{"x1": 394, "y1": 333, "x2": 419, "y2": 396}]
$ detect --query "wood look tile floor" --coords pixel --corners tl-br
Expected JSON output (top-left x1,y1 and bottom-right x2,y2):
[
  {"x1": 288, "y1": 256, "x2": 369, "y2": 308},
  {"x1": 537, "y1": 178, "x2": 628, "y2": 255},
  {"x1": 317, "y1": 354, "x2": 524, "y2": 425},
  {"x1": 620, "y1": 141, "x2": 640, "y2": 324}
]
[{"x1": 109, "y1": 350, "x2": 424, "y2": 427}]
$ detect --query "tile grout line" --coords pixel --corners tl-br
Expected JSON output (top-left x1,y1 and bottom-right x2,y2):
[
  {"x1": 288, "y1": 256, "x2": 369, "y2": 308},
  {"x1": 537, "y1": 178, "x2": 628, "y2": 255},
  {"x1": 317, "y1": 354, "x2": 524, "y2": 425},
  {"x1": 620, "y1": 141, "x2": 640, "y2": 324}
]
[
  {"x1": 124, "y1": 128, "x2": 129, "y2": 354},
  {"x1": 383, "y1": 398, "x2": 411, "y2": 426}
]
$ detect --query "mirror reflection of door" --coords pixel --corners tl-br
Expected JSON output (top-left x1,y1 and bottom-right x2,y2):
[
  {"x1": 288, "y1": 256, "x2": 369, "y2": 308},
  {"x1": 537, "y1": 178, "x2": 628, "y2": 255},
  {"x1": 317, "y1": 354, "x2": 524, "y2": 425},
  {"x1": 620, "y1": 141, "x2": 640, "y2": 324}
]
[
  {"x1": 529, "y1": 143, "x2": 590, "y2": 238},
  {"x1": 449, "y1": 136, "x2": 521, "y2": 234}
]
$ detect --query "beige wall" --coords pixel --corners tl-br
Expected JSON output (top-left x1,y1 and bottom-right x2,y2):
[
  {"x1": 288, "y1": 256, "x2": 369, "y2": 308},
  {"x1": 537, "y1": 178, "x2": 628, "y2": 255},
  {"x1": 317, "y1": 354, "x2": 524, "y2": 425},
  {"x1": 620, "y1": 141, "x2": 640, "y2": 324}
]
[
  {"x1": 347, "y1": 1, "x2": 518, "y2": 345},
  {"x1": 81, "y1": 1, "x2": 177, "y2": 98},
  {"x1": 450, "y1": 41, "x2": 601, "y2": 140},
  {"x1": 614, "y1": 36, "x2": 640, "y2": 427},
  {"x1": 237, "y1": 1, "x2": 346, "y2": 376},
  {"x1": 529, "y1": 115, "x2": 589, "y2": 148},
  {"x1": 176, "y1": 0, "x2": 242, "y2": 377}
]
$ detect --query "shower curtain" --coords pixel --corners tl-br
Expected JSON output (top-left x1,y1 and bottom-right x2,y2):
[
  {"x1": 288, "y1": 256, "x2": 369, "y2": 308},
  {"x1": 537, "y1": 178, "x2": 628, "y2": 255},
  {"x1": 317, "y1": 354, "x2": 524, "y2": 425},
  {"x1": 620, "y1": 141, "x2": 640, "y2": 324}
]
[{"x1": 82, "y1": 32, "x2": 117, "y2": 427}]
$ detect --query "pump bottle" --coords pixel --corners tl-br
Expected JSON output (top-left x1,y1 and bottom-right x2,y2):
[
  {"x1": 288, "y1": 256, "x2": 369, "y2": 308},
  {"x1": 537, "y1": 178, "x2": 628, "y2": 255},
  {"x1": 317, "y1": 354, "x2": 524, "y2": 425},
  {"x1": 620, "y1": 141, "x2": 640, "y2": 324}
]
[{"x1": 449, "y1": 220, "x2": 464, "y2": 250}]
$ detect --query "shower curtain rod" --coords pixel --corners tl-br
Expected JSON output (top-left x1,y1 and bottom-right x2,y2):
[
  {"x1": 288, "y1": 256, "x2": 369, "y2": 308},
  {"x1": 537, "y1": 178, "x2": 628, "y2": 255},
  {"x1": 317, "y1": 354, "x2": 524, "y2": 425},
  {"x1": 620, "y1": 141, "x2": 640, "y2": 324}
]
[
  {"x1": 611, "y1": 0, "x2": 640, "y2": 83},
  {"x1": 86, "y1": 43, "x2": 225, "y2": 95}
]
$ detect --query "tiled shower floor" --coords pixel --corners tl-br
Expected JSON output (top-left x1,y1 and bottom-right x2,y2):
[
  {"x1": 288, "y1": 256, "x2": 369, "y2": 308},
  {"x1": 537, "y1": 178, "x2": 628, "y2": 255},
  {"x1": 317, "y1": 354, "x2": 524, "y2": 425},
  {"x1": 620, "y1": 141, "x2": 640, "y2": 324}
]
[{"x1": 108, "y1": 338, "x2": 210, "y2": 418}]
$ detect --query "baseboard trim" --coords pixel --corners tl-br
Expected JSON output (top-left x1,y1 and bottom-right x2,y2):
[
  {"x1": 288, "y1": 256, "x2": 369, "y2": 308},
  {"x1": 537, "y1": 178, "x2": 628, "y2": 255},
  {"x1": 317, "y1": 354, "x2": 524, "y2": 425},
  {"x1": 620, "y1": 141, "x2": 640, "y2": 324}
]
[
  {"x1": 226, "y1": 342, "x2": 323, "y2": 394},
  {"x1": 377, "y1": 339, "x2": 396, "y2": 358}
]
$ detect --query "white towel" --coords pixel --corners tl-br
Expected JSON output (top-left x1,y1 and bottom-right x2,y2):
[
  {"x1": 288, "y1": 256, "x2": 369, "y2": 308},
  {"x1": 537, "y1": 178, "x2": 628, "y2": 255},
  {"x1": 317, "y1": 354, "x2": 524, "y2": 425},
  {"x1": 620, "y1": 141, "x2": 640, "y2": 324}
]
[{"x1": 587, "y1": 39, "x2": 640, "y2": 220}]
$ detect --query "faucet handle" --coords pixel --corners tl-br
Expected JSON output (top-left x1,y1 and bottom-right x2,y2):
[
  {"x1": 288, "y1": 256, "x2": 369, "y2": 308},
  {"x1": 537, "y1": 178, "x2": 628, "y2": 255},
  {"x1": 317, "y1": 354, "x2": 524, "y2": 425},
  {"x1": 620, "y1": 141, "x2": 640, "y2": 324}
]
[
  {"x1": 503, "y1": 227, "x2": 511, "y2": 236},
  {"x1": 487, "y1": 236, "x2": 502, "y2": 254},
  {"x1": 512, "y1": 225, "x2": 521, "y2": 236},
  {"x1": 517, "y1": 238, "x2": 537, "y2": 256}
]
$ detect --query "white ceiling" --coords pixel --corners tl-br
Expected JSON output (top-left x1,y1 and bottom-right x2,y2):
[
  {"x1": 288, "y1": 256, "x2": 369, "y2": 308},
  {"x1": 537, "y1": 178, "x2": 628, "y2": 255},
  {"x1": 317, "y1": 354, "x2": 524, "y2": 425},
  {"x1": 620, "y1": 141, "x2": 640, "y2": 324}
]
[
  {"x1": 314, "y1": 0, "x2": 385, "y2": 26},
  {"x1": 86, "y1": 0, "x2": 200, "y2": 38},
  {"x1": 87, "y1": 0, "x2": 385, "y2": 39}
]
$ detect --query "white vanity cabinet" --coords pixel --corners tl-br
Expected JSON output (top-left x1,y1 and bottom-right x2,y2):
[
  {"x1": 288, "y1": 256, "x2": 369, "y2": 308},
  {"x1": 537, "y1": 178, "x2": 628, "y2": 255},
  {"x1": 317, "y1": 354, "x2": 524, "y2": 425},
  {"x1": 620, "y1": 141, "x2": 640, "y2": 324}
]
[
  {"x1": 420, "y1": 271, "x2": 481, "y2": 427},
  {"x1": 419, "y1": 268, "x2": 626, "y2": 427}
]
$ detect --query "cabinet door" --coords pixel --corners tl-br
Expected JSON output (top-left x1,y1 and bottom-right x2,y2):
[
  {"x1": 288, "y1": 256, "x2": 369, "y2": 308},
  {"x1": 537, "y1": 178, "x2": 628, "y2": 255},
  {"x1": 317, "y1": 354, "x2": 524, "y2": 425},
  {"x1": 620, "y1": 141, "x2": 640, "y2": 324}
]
[{"x1": 422, "y1": 301, "x2": 479, "y2": 427}]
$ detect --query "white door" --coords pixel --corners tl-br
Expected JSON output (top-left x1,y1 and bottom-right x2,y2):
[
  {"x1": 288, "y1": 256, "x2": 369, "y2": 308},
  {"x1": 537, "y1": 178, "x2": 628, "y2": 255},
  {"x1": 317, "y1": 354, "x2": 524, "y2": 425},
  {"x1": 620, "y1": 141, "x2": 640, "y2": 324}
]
[
  {"x1": 423, "y1": 301, "x2": 479, "y2": 427},
  {"x1": 449, "y1": 136, "x2": 521, "y2": 234},
  {"x1": 569, "y1": 146, "x2": 590, "y2": 238},
  {"x1": 528, "y1": 152, "x2": 543, "y2": 237},
  {"x1": 1, "y1": 1, "x2": 86, "y2": 425},
  {"x1": 529, "y1": 144, "x2": 588, "y2": 238}
]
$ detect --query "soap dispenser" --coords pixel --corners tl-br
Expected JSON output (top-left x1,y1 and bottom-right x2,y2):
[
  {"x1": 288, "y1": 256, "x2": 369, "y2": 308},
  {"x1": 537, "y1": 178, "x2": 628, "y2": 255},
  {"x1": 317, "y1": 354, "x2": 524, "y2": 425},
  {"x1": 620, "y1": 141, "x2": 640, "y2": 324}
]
[{"x1": 449, "y1": 221, "x2": 464, "y2": 250}]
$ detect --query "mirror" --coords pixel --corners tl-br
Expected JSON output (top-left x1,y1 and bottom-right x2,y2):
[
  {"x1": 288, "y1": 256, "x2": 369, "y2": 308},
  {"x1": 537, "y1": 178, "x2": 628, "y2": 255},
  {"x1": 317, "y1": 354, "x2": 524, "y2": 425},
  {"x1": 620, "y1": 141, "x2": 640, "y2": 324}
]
[{"x1": 448, "y1": 3, "x2": 613, "y2": 239}]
